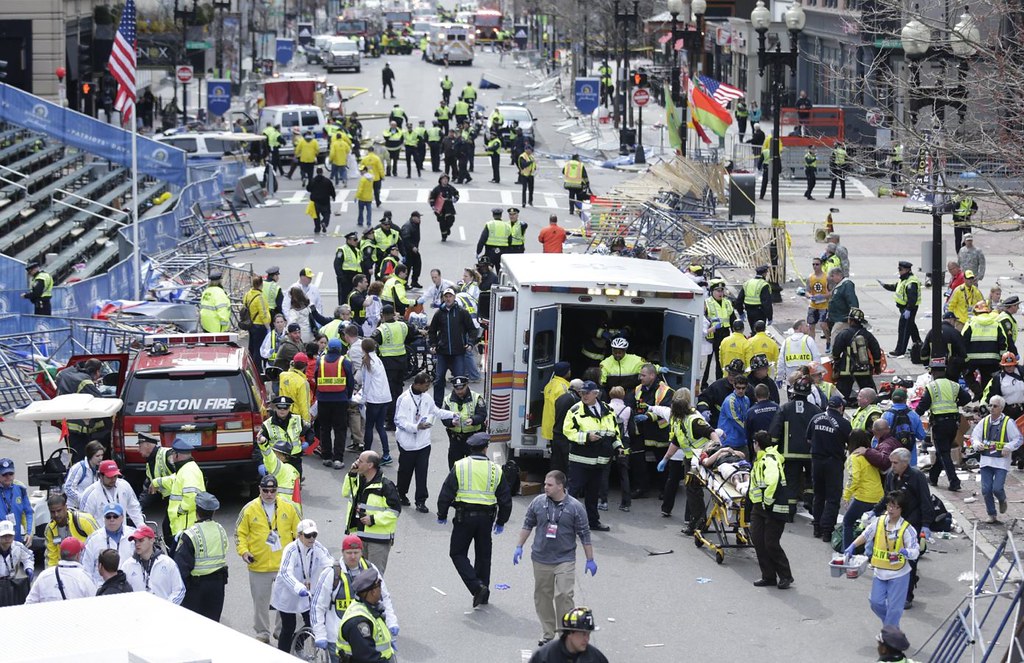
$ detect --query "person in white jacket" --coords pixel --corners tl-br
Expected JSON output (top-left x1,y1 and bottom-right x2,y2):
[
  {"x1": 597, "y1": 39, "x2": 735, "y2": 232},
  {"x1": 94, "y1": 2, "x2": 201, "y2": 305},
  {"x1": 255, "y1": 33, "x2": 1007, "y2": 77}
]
[
  {"x1": 272, "y1": 518, "x2": 334, "y2": 653},
  {"x1": 417, "y1": 269, "x2": 455, "y2": 309},
  {"x1": 394, "y1": 371, "x2": 460, "y2": 512},
  {"x1": 80, "y1": 460, "x2": 145, "y2": 528},
  {"x1": 80, "y1": 503, "x2": 136, "y2": 584},
  {"x1": 776, "y1": 320, "x2": 821, "y2": 383},
  {"x1": 310, "y1": 534, "x2": 398, "y2": 658},
  {"x1": 261, "y1": 314, "x2": 288, "y2": 362},
  {"x1": 971, "y1": 395, "x2": 1024, "y2": 524},
  {"x1": 25, "y1": 537, "x2": 96, "y2": 603},
  {"x1": 62, "y1": 441, "x2": 104, "y2": 509},
  {"x1": 121, "y1": 524, "x2": 185, "y2": 604},
  {"x1": 360, "y1": 338, "x2": 395, "y2": 465},
  {"x1": 0, "y1": 519, "x2": 34, "y2": 599},
  {"x1": 345, "y1": 325, "x2": 366, "y2": 452}
]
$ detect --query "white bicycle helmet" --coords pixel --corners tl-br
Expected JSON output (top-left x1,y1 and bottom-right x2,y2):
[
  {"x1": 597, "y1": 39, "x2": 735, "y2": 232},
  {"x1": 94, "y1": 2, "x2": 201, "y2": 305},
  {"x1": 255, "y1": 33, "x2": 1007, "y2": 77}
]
[{"x1": 610, "y1": 337, "x2": 629, "y2": 350}]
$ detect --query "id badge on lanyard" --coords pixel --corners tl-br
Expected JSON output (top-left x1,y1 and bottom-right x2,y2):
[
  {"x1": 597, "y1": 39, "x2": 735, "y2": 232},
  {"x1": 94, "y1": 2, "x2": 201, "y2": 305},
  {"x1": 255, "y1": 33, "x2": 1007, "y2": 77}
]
[{"x1": 545, "y1": 523, "x2": 558, "y2": 539}]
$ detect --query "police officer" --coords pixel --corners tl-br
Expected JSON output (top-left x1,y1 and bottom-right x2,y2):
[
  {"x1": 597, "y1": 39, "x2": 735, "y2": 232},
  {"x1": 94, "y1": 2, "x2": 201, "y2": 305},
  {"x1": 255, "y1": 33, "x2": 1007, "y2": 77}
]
[
  {"x1": 736, "y1": 265, "x2": 773, "y2": 331},
  {"x1": 486, "y1": 132, "x2": 502, "y2": 183},
  {"x1": 137, "y1": 433, "x2": 175, "y2": 521},
  {"x1": 440, "y1": 74, "x2": 454, "y2": 105},
  {"x1": 828, "y1": 141, "x2": 848, "y2": 199},
  {"x1": 337, "y1": 568, "x2": 396, "y2": 662},
  {"x1": 518, "y1": 146, "x2": 537, "y2": 207},
  {"x1": 23, "y1": 261, "x2": 53, "y2": 316},
  {"x1": 259, "y1": 395, "x2": 316, "y2": 476},
  {"x1": 149, "y1": 438, "x2": 206, "y2": 554},
  {"x1": 175, "y1": 491, "x2": 229, "y2": 622},
  {"x1": 507, "y1": 207, "x2": 527, "y2": 255},
  {"x1": 804, "y1": 147, "x2": 817, "y2": 200},
  {"x1": 562, "y1": 154, "x2": 589, "y2": 216},
  {"x1": 562, "y1": 381, "x2": 624, "y2": 532},
  {"x1": 963, "y1": 302, "x2": 1010, "y2": 398},
  {"x1": 915, "y1": 358, "x2": 972, "y2": 491},
  {"x1": 850, "y1": 388, "x2": 883, "y2": 432},
  {"x1": 477, "y1": 207, "x2": 510, "y2": 270},
  {"x1": 382, "y1": 121, "x2": 403, "y2": 177},
  {"x1": 263, "y1": 265, "x2": 284, "y2": 319},
  {"x1": 427, "y1": 121, "x2": 444, "y2": 172},
  {"x1": 403, "y1": 120, "x2": 422, "y2": 178},
  {"x1": 263, "y1": 123, "x2": 284, "y2": 176},
  {"x1": 921, "y1": 311, "x2": 966, "y2": 380},
  {"x1": 703, "y1": 280, "x2": 737, "y2": 385},
  {"x1": 881, "y1": 260, "x2": 922, "y2": 358},
  {"x1": 199, "y1": 271, "x2": 231, "y2": 332},
  {"x1": 335, "y1": 232, "x2": 363, "y2": 306},
  {"x1": 952, "y1": 192, "x2": 978, "y2": 252},
  {"x1": 436, "y1": 432, "x2": 513, "y2": 608},
  {"x1": 890, "y1": 143, "x2": 904, "y2": 188},
  {"x1": 317, "y1": 339, "x2": 356, "y2": 469},
  {"x1": 442, "y1": 376, "x2": 487, "y2": 468},
  {"x1": 808, "y1": 395, "x2": 852, "y2": 541},
  {"x1": 748, "y1": 431, "x2": 795, "y2": 589},
  {"x1": 598, "y1": 60, "x2": 614, "y2": 107},
  {"x1": 55, "y1": 358, "x2": 109, "y2": 459}
]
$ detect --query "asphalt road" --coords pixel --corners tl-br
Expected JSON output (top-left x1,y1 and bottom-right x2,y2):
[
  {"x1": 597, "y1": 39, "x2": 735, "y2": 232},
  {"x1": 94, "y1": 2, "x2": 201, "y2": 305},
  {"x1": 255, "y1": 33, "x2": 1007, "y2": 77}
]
[{"x1": 0, "y1": 49, "x2": 987, "y2": 663}]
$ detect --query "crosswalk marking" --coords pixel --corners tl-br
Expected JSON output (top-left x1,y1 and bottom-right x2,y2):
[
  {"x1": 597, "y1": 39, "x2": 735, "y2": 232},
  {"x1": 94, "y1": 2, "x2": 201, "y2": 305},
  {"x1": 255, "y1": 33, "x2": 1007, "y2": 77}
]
[
  {"x1": 278, "y1": 187, "x2": 570, "y2": 210},
  {"x1": 755, "y1": 175, "x2": 872, "y2": 199},
  {"x1": 500, "y1": 189, "x2": 513, "y2": 205}
]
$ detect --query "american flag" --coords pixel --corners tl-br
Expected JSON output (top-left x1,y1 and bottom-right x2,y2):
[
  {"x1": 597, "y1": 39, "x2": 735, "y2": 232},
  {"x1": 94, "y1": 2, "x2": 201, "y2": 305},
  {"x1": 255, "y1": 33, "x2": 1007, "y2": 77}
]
[
  {"x1": 108, "y1": 0, "x2": 137, "y2": 127},
  {"x1": 697, "y1": 75, "x2": 745, "y2": 108}
]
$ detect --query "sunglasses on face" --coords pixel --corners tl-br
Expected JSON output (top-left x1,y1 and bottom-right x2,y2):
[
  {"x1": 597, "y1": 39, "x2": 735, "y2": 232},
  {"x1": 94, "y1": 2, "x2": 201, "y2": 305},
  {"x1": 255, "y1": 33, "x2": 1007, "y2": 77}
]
[
  {"x1": 105, "y1": 514, "x2": 122, "y2": 519},
  {"x1": 303, "y1": 532, "x2": 318, "y2": 539},
  {"x1": 261, "y1": 488, "x2": 277, "y2": 494}
]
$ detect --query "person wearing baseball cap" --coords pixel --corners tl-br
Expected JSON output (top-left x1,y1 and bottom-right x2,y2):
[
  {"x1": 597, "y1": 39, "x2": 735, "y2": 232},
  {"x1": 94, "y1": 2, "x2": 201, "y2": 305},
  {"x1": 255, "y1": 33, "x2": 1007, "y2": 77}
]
[
  {"x1": 949, "y1": 268, "x2": 983, "y2": 329},
  {"x1": 236, "y1": 473, "x2": 302, "y2": 643},
  {"x1": 176, "y1": 491, "x2": 230, "y2": 621},
  {"x1": 79, "y1": 458, "x2": 145, "y2": 531},
  {"x1": 0, "y1": 518, "x2": 33, "y2": 604},
  {"x1": 80, "y1": 502, "x2": 136, "y2": 584},
  {"x1": 122, "y1": 524, "x2": 185, "y2": 604},
  {"x1": 436, "y1": 431, "x2": 512, "y2": 607},
  {"x1": 259, "y1": 394, "x2": 315, "y2": 478},
  {"x1": 831, "y1": 307, "x2": 882, "y2": 398},
  {"x1": 0, "y1": 458, "x2": 33, "y2": 547},
  {"x1": 531, "y1": 607, "x2": 608, "y2": 660},
  {"x1": 272, "y1": 518, "x2": 333, "y2": 651},
  {"x1": 562, "y1": 380, "x2": 624, "y2": 531},
  {"x1": 309, "y1": 534, "x2": 399, "y2": 652},
  {"x1": 337, "y1": 568, "x2": 395, "y2": 661},
  {"x1": 25, "y1": 535, "x2": 97, "y2": 603},
  {"x1": 148, "y1": 437, "x2": 206, "y2": 552},
  {"x1": 290, "y1": 267, "x2": 324, "y2": 313}
]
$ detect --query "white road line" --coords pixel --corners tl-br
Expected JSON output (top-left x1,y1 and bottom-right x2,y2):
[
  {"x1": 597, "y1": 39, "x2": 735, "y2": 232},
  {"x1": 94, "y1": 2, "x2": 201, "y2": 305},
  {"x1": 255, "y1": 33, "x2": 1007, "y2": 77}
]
[
  {"x1": 333, "y1": 224, "x2": 341, "y2": 234},
  {"x1": 544, "y1": 194, "x2": 558, "y2": 209},
  {"x1": 416, "y1": 188, "x2": 430, "y2": 203},
  {"x1": 459, "y1": 189, "x2": 470, "y2": 203},
  {"x1": 500, "y1": 189, "x2": 513, "y2": 205},
  {"x1": 852, "y1": 177, "x2": 875, "y2": 198},
  {"x1": 458, "y1": 226, "x2": 466, "y2": 241},
  {"x1": 379, "y1": 190, "x2": 390, "y2": 202}
]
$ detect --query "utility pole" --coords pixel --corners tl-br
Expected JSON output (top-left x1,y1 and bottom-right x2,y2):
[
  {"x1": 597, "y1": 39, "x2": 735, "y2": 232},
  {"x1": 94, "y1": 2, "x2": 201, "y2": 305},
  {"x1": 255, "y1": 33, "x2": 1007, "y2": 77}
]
[
  {"x1": 174, "y1": 0, "x2": 200, "y2": 126},
  {"x1": 213, "y1": 1, "x2": 231, "y2": 78}
]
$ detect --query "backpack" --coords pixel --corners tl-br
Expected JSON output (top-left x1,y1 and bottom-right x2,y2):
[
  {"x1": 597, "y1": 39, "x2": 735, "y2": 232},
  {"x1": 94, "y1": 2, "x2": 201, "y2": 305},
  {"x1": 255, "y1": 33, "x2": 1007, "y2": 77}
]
[
  {"x1": 502, "y1": 459, "x2": 521, "y2": 497},
  {"x1": 930, "y1": 494, "x2": 954, "y2": 532},
  {"x1": 890, "y1": 408, "x2": 915, "y2": 451},
  {"x1": 238, "y1": 295, "x2": 254, "y2": 331}
]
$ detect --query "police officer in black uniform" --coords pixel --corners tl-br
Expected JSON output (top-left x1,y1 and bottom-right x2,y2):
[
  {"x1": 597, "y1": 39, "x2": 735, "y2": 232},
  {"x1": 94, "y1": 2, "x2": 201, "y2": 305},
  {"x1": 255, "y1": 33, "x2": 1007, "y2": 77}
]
[
  {"x1": 23, "y1": 260, "x2": 53, "y2": 315},
  {"x1": 807, "y1": 395, "x2": 852, "y2": 541},
  {"x1": 175, "y1": 491, "x2": 230, "y2": 622}
]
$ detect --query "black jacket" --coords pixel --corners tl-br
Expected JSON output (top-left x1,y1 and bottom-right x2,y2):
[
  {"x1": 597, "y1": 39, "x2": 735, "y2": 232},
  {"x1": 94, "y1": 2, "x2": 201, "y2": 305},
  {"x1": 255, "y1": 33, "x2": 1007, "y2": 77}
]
[
  {"x1": 747, "y1": 372, "x2": 780, "y2": 404},
  {"x1": 306, "y1": 174, "x2": 336, "y2": 203},
  {"x1": 769, "y1": 396, "x2": 822, "y2": 459},
  {"x1": 873, "y1": 466, "x2": 934, "y2": 530},
  {"x1": 920, "y1": 322, "x2": 966, "y2": 364},
  {"x1": 832, "y1": 324, "x2": 882, "y2": 376},
  {"x1": 552, "y1": 391, "x2": 581, "y2": 445},
  {"x1": 696, "y1": 377, "x2": 735, "y2": 428},
  {"x1": 339, "y1": 598, "x2": 391, "y2": 663},
  {"x1": 436, "y1": 454, "x2": 513, "y2": 524},
  {"x1": 399, "y1": 220, "x2": 421, "y2": 253},
  {"x1": 428, "y1": 183, "x2": 459, "y2": 216},
  {"x1": 807, "y1": 407, "x2": 852, "y2": 461},
  {"x1": 96, "y1": 570, "x2": 134, "y2": 596},
  {"x1": 529, "y1": 638, "x2": 610, "y2": 663},
  {"x1": 428, "y1": 303, "x2": 477, "y2": 356},
  {"x1": 346, "y1": 470, "x2": 402, "y2": 534},
  {"x1": 382, "y1": 66, "x2": 395, "y2": 83}
]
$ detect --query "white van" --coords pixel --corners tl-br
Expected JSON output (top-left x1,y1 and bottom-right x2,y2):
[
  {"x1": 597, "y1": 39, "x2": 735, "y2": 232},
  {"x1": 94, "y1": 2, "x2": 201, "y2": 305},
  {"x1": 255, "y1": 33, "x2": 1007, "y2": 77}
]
[
  {"x1": 426, "y1": 22, "x2": 474, "y2": 65},
  {"x1": 485, "y1": 254, "x2": 705, "y2": 458},
  {"x1": 257, "y1": 104, "x2": 329, "y2": 159},
  {"x1": 323, "y1": 38, "x2": 362, "y2": 73}
]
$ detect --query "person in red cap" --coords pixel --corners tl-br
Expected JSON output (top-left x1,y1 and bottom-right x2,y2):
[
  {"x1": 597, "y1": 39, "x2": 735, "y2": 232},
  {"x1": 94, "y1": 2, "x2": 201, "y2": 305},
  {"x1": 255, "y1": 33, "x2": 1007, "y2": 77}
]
[
  {"x1": 25, "y1": 537, "x2": 97, "y2": 603},
  {"x1": 311, "y1": 534, "x2": 399, "y2": 658},
  {"x1": 80, "y1": 459, "x2": 145, "y2": 529},
  {"x1": 122, "y1": 525, "x2": 185, "y2": 604}
]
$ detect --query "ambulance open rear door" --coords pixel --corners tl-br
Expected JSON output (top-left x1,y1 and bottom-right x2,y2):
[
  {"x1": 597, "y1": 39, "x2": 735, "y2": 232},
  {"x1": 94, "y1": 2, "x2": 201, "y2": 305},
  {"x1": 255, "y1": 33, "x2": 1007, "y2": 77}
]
[
  {"x1": 662, "y1": 310, "x2": 699, "y2": 394},
  {"x1": 486, "y1": 286, "x2": 518, "y2": 443},
  {"x1": 525, "y1": 305, "x2": 559, "y2": 436}
]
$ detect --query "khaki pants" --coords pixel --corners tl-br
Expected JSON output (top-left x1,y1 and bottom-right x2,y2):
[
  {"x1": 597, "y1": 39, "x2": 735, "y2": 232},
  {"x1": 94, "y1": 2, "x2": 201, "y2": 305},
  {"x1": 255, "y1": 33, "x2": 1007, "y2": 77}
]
[
  {"x1": 348, "y1": 402, "x2": 365, "y2": 446},
  {"x1": 362, "y1": 539, "x2": 392, "y2": 573},
  {"x1": 533, "y1": 560, "x2": 576, "y2": 641},
  {"x1": 248, "y1": 570, "x2": 277, "y2": 640},
  {"x1": 830, "y1": 321, "x2": 849, "y2": 345}
]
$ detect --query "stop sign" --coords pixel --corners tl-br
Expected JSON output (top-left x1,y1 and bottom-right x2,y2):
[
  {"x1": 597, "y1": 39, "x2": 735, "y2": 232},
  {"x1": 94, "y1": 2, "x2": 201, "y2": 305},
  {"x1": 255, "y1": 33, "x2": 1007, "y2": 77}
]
[
  {"x1": 176, "y1": 65, "x2": 194, "y2": 83},
  {"x1": 632, "y1": 87, "x2": 650, "y2": 107}
]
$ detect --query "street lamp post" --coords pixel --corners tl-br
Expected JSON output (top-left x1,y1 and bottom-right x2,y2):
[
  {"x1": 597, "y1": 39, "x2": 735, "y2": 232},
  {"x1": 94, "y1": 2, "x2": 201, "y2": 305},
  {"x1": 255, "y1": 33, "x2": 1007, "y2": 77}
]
[
  {"x1": 613, "y1": 0, "x2": 640, "y2": 137},
  {"x1": 174, "y1": 0, "x2": 200, "y2": 127},
  {"x1": 213, "y1": 0, "x2": 232, "y2": 78},
  {"x1": 666, "y1": 0, "x2": 706, "y2": 157},
  {"x1": 751, "y1": 0, "x2": 805, "y2": 301},
  {"x1": 901, "y1": 5, "x2": 978, "y2": 359}
]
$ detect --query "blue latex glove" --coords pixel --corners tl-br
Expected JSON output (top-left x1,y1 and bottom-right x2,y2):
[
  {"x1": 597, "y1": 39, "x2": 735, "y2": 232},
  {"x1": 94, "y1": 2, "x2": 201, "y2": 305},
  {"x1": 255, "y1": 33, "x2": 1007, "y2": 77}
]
[
  {"x1": 634, "y1": 414, "x2": 648, "y2": 423},
  {"x1": 922, "y1": 527, "x2": 932, "y2": 539},
  {"x1": 437, "y1": 518, "x2": 447, "y2": 525},
  {"x1": 513, "y1": 546, "x2": 523, "y2": 565},
  {"x1": 25, "y1": 569, "x2": 33, "y2": 581},
  {"x1": 390, "y1": 626, "x2": 400, "y2": 637},
  {"x1": 601, "y1": 331, "x2": 613, "y2": 341},
  {"x1": 417, "y1": 296, "x2": 425, "y2": 305},
  {"x1": 902, "y1": 309, "x2": 911, "y2": 320},
  {"x1": 493, "y1": 524, "x2": 504, "y2": 535},
  {"x1": 657, "y1": 458, "x2": 668, "y2": 472},
  {"x1": 899, "y1": 548, "x2": 910, "y2": 557},
  {"x1": 257, "y1": 464, "x2": 267, "y2": 477},
  {"x1": 585, "y1": 559, "x2": 598, "y2": 576},
  {"x1": 315, "y1": 639, "x2": 328, "y2": 650},
  {"x1": 844, "y1": 543, "x2": 856, "y2": 556},
  {"x1": 301, "y1": 441, "x2": 309, "y2": 451},
  {"x1": 658, "y1": 366, "x2": 670, "y2": 374},
  {"x1": 298, "y1": 588, "x2": 309, "y2": 598}
]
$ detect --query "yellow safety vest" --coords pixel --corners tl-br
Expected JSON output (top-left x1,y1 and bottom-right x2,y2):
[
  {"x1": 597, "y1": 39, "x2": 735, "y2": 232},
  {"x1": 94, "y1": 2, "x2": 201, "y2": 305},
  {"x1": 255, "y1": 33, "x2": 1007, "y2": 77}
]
[
  {"x1": 509, "y1": 221, "x2": 525, "y2": 247},
  {"x1": 669, "y1": 413, "x2": 709, "y2": 457},
  {"x1": 332, "y1": 559, "x2": 369, "y2": 616},
  {"x1": 851, "y1": 404, "x2": 882, "y2": 431},
  {"x1": 485, "y1": 220, "x2": 511, "y2": 247},
  {"x1": 783, "y1": 336, "x2": 812, "y2": 364},
  {"x1": 262, "y1": 280, "x2": 281, "y2": 313},
  {"x1": 453, "y1": 457, "x2": 503, "y2": 506},
  {"x1": 563, "y1": 160, "x2": 584, "y2": 188},
  {"x1": 264, "y1": 415, "x2": 304, "y2": 455},
  {"x1": 338, "y1": 244, "x2": 361, "y2": 272},
  {"x1": 145, "y1": 447, "x2": 175, "y2": 486},
  {"x1": 870, "y1": 518, "x2": 909, "y2": 571},
  {"x1": 705, "y1": 297, "x2": 734, "y2": 337},
  {"x1": 35, "y1": 271, "x2": 54, "y2": 298},
  {"x1": 461, "y1": 85, "x2": 477, "y2": 101},
  {"x1": 518, "y1": 154, "x2": 537, "y2": 176},
  {"x1": 378, "y1": 321, "x2": 408, "y2": 357},
  {"x1": 965, "y1": 313, "x2": 1002, "y2": 362},
  {"x1": 982, "y1": 415, "x2": 1011, "y2": 451},
  {"x1": 894, "y1": 275, "x2": 922, "y2": 307},
  {"x1": 181, "y1": 520, "x2": 228, "y2": 576},
  {"x1": 199, "y1": 285, "x2": 231, "y2": 332},
  {"x1": 444, "y1": 391, "x2": 484, "y2": 433},
  {"x1": 833, "y1": 147, "x2": 848, "y2": 166},
  {"x1": 743, "y1": 278, "x2": 769, "y2": 306},
  {"x1": 337, "y1": 601, "x2": 394, "y2": 659},
  {"x1": 348, "y1": 290, "x2": 366, "y2": 319},
  {"x1": 926, "y1": 379, "x2": 959, "y2": 416},
  {"x1": 263, "y1": 126, "x2": 282, "y2": 148}
]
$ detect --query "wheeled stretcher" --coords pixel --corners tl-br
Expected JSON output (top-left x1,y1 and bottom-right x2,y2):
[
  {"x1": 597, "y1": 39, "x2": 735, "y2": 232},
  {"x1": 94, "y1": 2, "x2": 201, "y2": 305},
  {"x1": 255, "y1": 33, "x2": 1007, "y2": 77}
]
[{"x1": 690, "y1": 455, "x2": 752, "y2": 564}]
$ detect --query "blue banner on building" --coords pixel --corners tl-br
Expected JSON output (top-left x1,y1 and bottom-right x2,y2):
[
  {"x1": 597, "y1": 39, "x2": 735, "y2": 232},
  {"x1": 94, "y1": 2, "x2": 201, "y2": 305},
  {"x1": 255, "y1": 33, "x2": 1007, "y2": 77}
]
[
  {"x1": 207, "y1": 79, "x2": 232, "y2": 117},
  {"x1": 575, "y1": 78, "x2": 600, "y2": 116},
  {"x1": 276, "y1": 39, "x2": 295, "y2": 65},
  {"x1": 0, "y1": 83, "x2": 187, "y2": 187}
]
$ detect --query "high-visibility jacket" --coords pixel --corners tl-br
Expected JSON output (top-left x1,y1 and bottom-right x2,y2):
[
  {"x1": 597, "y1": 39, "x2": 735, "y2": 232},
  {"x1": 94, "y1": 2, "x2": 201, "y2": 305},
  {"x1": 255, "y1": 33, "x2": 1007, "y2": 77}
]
[
  {"x1": 895, "y1": 275, "x2": 922, "y2": 307},
  {"x1": 234, "y1": 495, "x2": 301, "y2": 573},
  {"x1": 329, "y1": 136, "x2": 352, "y2": 166},
  {"x1": 377, "y1": 321, "x2": 408, "y2": 357},
  {"x1": 851, "y1": 404, "x2": 883, "y2": 431},
  {"x1": 146, "y1": 447, "x2": 175, "y2": 488},
  {"x1": 949, "y1": 284, "x2": 983, "y2": 324},
  {"x1": 541, "y1": 375, "x2": 570, "y2": 439},
  {"x1": 320, "y1": 319, "x2": 344, "y2": 341},
  {"x1": 199, "y1": 285, "x2": 231, "y2": 332},
  {"x1": 749, "y1": 447, "x2": 789, "y2": 518},
  {"x1": 453, "y1": 457, "x2": 503, "y2": 506},
  {"x1": 484, "y1": 220, "x2": 511, "y2": 247},
  {"x1": 263, "y1": 125, "x2": 282, "y2": 148},
  {"x1": 180, "y1": 520, "x2": 229, "y2": 576},
  {"x1": 260, "y1": 444, "x2": 300, "y2": 495},
  {"x1": 279, "y1": 368, "x2": 312, "y2": 421},
  {"x1": 965, "y1": 313, "x2": 1003, "y2": 362},
  {"x1": 152, "y1": 459, "x2": 206, "y2": 536},
  {"x1": 719, "y1": 332, "x2": 750, "y2": 371},
  {"x1": 509, "y1": 221, "x2": 525, "y2": 247},
  {"x1": 262, "y1": 280, "x2": 281, "y2": 315},
  {"x1": 261, "y1": 414, "x2": 304, "y2": 456},
  {"x1": 599, "y1": 353, "x2": 645, "y2": 385},
  {"x1": 822, "y1": 254, "x2": 841, "y2": 274},
  {"x1": 804, "y1": 151, "x2": 817, "y2": 168},
  {"x1": 427, "y1": 126, "x2": 442, "y2": 141},
  {"x1": 832, "y1": 146, "x2": 848, "y2": 166},
  {"x1": 460, "y1": 85, "x2": 477, "y2": 102},
  {"x1": 382, "y1": 128, "x2": 403, "y2": 152},
  {"x1": 742, "y1": 277, "x2": 770, "y2": 306},
  {"x1": 44, "y1": 509, "x2": 98, "y2": 567},
  {"x1": 317, "y1": 356, "x2": 349, "y2": 394},
  {"x1": 337, "y1": 244, "x2": 361, "y2": 273},
  {"x1": 342, "y1": 473, "x2": 399, "y2": 542},
  {"x1": 870, "y1": 517, "x2": 910, "y2": 571},
  {"x1": 381, "y1": 276, "x2": 410, "y2": 308},
  {"x1": 295, "y1": 137, "x2": 320, "y2": 163},
  {"x1": 746, "y1": 332, "x2": 780, "y2": 370},
  {"x1": 373, "y1": 227, "x2": 401, "y2": 253},
  {"x1": 403, "y1": 127, "x2": 419, "y2": 147},
  {"x1": 485, "y1": 137, "x2": 501, "y2": 154},
  {"x1": 634, "y1": 382, "x2": 672, "y2": 447},
  {"x1": 980, "y1": 415, "x2": 1012, "y2": 450},
  {"x1": 782, "y1": 335, "x2": 813, "y2": 366},
  {"x1": 563, "y1": 160, "x2": 584, "y2": 188},
  {"x1": 998, "y1": 311, "x2": 1019, "y2": 345},
  {"x1": 441, "y1": 78, "x2": 454, "y2": 91},
  {"x1": 453, "y1": 100, "x2": 470, "y2": 117},
  {"x1": 518, "y1": 153, "x2": 537, "y2": 176},
  {"x1": 669, "y1": 413, "x2": 710, "y2": 458},
  {"x1": 925, "y1": 379, "x2": 960, "y2": 416},
  {"x1": 705, "y1": 297, "x2": 734, "y2": 337},
  {"x1": 243, "y1": 288, "x2": 271, "y2": 326},
  {"x1": 32, "y1": 271, "x2": 54, "y2": 299},
  {"x1": 562, "y1": 401, "x2": 623, "y2": 465},
  {"x1": 337, "y1": 600, "x2": 395, "y2": 659},
  {"x1": 954, "y1": 196, "x2": 975, "y2": 221},
  {"x1": 348, "y1": 289, "x2": 366, "y2": 319},
  {"x1": 444, "y1": 390, "x2": 484, "y2": 434},
  {"x1": 488, "y1": 110, "x2": 504, "y2": 126}
]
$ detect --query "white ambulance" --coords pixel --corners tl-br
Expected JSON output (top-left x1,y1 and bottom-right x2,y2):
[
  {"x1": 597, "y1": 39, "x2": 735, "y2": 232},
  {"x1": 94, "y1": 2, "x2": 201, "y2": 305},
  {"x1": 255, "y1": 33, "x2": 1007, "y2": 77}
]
[
  {"x1": 426, "y1": 22, "x2": 474, "y2": 64},
  {"x1": 485, "y1": 254, "x2": 705, "y2": 458}
]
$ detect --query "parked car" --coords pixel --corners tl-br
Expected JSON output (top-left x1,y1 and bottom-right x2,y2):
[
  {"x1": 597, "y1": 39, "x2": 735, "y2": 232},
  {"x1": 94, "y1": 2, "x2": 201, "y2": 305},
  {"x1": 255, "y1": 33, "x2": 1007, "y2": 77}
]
[
  {"x1": 493, "y1": 102, "x2": 537, "y2": 142},
  {"x1": 323, "y1": 38, "x2": 362, "y2": 73}
]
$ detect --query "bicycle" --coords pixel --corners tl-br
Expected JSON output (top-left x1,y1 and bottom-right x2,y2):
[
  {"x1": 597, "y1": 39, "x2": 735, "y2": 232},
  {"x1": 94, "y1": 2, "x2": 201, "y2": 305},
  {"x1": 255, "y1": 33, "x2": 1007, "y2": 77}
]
[{"x1": 290, "y1": 626, "x2": 329, "y2": 662}]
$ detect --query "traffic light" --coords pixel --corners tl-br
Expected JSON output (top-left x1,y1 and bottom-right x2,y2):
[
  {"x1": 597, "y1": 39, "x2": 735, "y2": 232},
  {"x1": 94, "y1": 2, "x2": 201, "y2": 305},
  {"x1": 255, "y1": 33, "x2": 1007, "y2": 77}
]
[
  {"x1": 632, "y1": 70, "x2": 649, "y2": 88},
  {"x1": 0, "y1": 60, "x2": 7, "y2": 81},
  {"x1": 78, "y1": 43, "x2": 92, "y2": 79},
  {"x1": 81, "y1": 82, "x2": 93, "y2": 97}
]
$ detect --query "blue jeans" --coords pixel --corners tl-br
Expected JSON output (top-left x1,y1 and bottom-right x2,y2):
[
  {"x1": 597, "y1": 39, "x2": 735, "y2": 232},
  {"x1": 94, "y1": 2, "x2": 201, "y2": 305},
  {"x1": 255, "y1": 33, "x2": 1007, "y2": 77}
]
[
  {"x1": 433, "y1": 353, "x2": 465, "y2": 405},
  {"x1": 842, "y1": 499, "x2": 875, "y2": 549},
  {"x1": 869, "y1": 572, "x2": 911, "y2": 627},
  {"x1": 331, "y1": 164, "x2": 348, "y2": 185},
  {"x1": 357, "y1": 200, "x2": 372, "y2": 226},
  {"x1": 980, "y1": 465, "x2": 1008, "y2": 516},
  {"x1": 363, "y1": 402, "x2": 390, "y2": 456},
  {"x1": 464, "y1": 346, "x2": 481, "y2": 381}
]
